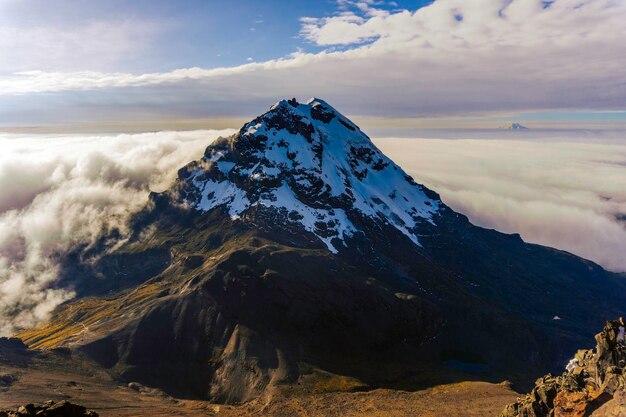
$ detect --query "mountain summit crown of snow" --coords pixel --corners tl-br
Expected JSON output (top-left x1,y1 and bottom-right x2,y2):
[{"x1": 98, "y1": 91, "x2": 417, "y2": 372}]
[{"x1": 174, "y1": 98, "x2": 440, "y2": 253}]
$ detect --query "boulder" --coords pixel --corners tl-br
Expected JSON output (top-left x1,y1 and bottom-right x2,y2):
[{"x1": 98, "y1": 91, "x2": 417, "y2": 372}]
[
  {"x1": 554, "y1": 391, "x2": 590, "y2": 417},
  {"x1": 590, "y1": 389, "x2": 626, "y2": 416}
]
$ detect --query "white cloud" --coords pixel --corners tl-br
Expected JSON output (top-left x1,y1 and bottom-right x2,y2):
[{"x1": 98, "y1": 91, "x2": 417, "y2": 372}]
[
  {"x1": 374, "y1": 132, "x2": 626, "y2": 272},
  {"x1": 0, "y1": 0, "x2": 624, "y2": 119},
  {"x1": 0, "y1": 129, "x2": 234, "y2": 336},
  {"x1": 0, "y1": 20, "x2": 160, "y2": 73},
  {"x1": 336, "y1": 0, "x2": 393, "y2": 17}
]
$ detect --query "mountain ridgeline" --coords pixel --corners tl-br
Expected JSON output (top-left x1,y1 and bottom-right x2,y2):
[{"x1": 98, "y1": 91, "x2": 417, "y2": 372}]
[{"x1": 19, "y1": 98, "x2": 626, "y2": 404}]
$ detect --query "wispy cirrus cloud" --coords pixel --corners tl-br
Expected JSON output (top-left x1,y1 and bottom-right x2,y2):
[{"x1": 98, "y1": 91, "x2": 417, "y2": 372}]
[{"x1": 0, "y1": 21, "x2": 160, "y2": 73}]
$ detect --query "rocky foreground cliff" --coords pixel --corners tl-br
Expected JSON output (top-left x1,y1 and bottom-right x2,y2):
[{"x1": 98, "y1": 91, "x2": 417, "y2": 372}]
[{"x1": 501, "y1": 318, "x2": 626, "y2": 417}]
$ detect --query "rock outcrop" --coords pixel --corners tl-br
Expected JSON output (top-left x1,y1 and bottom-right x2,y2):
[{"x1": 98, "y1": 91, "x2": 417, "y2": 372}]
[
  {"x1": 0, "y1": 337, "x2": 32, "y2": 368},
  {"x1": 0, "y1": 400, "x2": 98, "y2": 417},
  {"x1": 501, "y1": 318, "x2": 626, "y2": 417}
]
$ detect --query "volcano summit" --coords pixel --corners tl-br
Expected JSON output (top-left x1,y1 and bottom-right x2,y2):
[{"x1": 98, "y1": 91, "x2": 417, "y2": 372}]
[
  {"x1": 176, "y1": 97, "x2": 439, "y2": 252},
  {"x1": 18, "y1": 98, "x2": 626, "y2": 404}
]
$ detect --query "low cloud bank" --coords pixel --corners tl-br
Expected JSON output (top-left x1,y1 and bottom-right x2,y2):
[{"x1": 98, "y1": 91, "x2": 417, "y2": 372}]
[
  {"x1": 0, "y1": 129, "x2": 233, "y2": 336},
  {"x1": 1, "y1": 129, "x2": 624, "y2": 336},
  {"x1": 375, "y1": 133, "x2": 626, "y2": 272}
]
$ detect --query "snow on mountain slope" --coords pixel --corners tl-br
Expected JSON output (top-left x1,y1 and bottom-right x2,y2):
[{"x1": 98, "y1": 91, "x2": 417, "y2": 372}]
[{"x1": 177, "y1": 98, "x2": 440, "y2": 253}]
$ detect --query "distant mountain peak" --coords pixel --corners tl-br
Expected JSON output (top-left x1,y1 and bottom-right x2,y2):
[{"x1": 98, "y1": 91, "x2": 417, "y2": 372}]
[
  {"x1": 508, "y1": 122, "x2": 529, "y2": 130},
  {"x1": 174, "y1": 98, "x2": 440, "y2": 253}
]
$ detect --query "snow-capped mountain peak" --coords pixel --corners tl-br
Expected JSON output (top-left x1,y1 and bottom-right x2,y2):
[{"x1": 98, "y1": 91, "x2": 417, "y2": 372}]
[
  {"x1": 176, "y1": 98, "x2": 440, "y2": 253},
  {"x1": 508, "y1": 122, "x2": 529, "y2": 130}
]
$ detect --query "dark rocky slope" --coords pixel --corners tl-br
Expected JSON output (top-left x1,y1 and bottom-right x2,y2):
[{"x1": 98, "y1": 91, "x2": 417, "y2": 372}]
[{"x1": 17, "y1": 99, "x2": 626, "y2": 404}]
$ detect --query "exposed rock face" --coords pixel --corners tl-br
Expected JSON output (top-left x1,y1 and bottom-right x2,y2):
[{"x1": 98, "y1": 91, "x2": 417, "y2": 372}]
[
  {"x1": 501, "y1": 319, "x2": 626, "y2": 417},
  {"x1": 0, "y1": 400, "x2": 98, "y2": 417},
  {"x1": 590, "y1": 389, "x2": 626, "y2": 417}
]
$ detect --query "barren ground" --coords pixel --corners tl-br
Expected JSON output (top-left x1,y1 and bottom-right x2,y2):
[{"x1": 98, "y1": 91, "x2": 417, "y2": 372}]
[{"x1": 0, "y1": 350, "x2": 518, "y2": 416}]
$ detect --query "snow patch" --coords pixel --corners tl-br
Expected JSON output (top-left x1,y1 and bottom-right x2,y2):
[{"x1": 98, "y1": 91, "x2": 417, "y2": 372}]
[
  {"x1": 246, "y1": 123, "x2": 262, "y2": 135},
  {"x1": 193, "y1": 177, "x2": 249, "y2": 220},
  {"x1": 257, "y1": 182, "x2": 356, "y2": 253},
  {"x1": 217, "y1": 161, "x2": 235, "y2": 174},
  {"x1": 207, "y1": 150, "x2": 226, "y2": 162},
  {"x1": 565, "y1": 358, "x2": 579, "y2": 372}
]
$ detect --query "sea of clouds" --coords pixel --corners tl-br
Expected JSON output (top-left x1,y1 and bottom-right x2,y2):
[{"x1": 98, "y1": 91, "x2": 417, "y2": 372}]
[
  {"x1": 375, "y1": 132, "x2": 626, "y2": 272},
  {"x1": 0, "y1": 129, "x2": 625, "y2": 336},
  {"x1": 0, "y1": 129, "x2": 234, "y2": 336}
]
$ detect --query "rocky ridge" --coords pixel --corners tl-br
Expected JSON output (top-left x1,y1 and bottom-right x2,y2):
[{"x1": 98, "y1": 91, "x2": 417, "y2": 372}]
[{"x1": 501, "y1": 318, "x2": 626, "y2": 417}]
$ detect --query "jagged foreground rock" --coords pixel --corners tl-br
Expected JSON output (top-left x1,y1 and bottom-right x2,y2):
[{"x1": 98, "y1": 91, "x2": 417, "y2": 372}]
[
  {"x1": 17, "y1": 98, "x2": 626, "y2": 403},
  {"x1": 0, "y1": 400, "x2": 98, "y2": 417},
  {"x1": 501, "y1": 319, "x2": 626, "y2": 417}
]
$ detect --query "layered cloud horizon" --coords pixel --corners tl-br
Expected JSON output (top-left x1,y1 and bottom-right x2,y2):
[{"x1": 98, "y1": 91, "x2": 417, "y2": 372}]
[{"x1": 0, "y1": 129, "x2": 234, "y2": 335}]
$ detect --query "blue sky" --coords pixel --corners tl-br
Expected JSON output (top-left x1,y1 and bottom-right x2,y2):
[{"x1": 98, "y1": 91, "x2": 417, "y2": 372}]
[
  {"x1": 0, "y1": 0, "x2": 624, "y2": 128},
  {"x1": 0, "y1": 0, "x2": 434, "y2": 72},
  {"x1": 129, "y1": 0, "x2": 432, "y2": 70}
]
